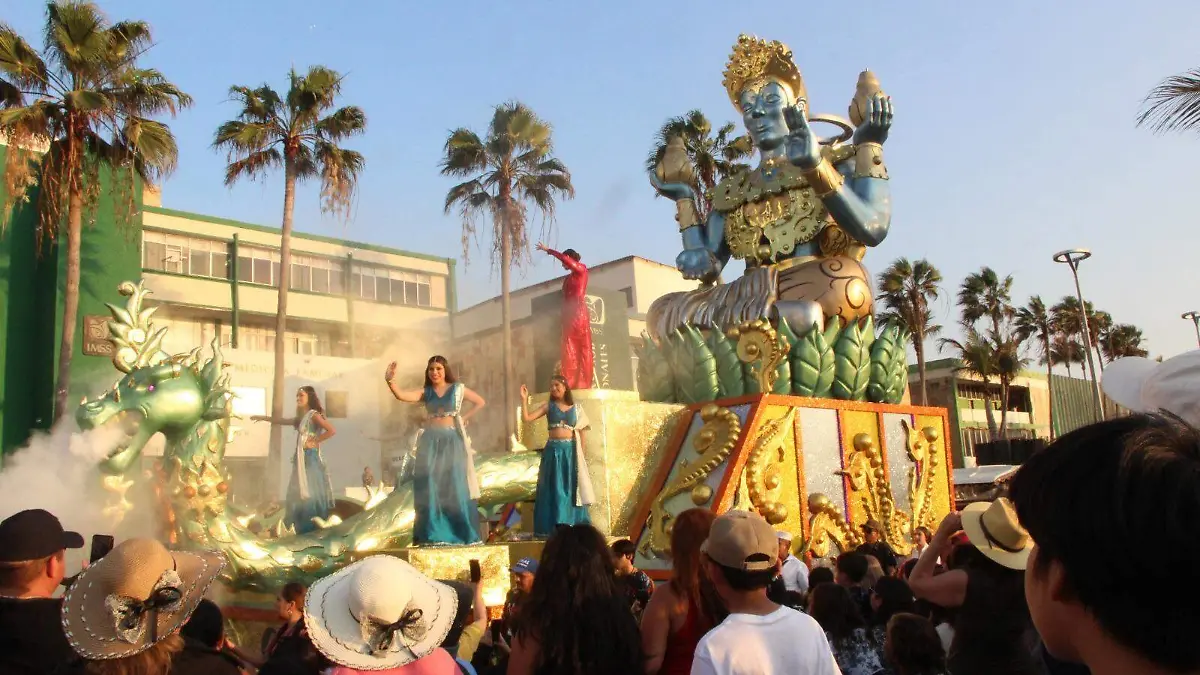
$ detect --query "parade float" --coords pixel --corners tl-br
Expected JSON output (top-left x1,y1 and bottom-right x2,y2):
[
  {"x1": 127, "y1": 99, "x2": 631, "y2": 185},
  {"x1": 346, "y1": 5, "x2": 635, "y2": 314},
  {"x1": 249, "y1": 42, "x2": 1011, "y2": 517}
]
[{"x1": 75, "y1": 35, "x2": 952, "y2": 633}]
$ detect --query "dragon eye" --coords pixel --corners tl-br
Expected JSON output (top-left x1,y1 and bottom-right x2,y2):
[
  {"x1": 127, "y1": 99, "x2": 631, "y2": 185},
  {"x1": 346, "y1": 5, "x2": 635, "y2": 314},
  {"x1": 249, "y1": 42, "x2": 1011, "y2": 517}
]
[{"x1": 147, "y1": 385, "x2": 155, "y2": 392}]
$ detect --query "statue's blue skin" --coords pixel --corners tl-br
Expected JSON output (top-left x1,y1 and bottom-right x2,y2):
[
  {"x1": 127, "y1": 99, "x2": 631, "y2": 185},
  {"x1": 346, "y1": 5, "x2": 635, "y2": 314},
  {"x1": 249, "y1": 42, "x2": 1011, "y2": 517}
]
[{"x1": 651, "y1": 81, "x2": 894, "y2": 283}]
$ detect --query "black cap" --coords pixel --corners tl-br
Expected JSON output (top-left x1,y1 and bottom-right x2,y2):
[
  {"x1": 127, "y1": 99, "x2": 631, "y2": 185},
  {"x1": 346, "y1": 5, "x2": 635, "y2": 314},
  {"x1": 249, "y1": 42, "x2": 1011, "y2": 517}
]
[{"x1": 0, "y1": 509, "x2": 84, "y2": 562}]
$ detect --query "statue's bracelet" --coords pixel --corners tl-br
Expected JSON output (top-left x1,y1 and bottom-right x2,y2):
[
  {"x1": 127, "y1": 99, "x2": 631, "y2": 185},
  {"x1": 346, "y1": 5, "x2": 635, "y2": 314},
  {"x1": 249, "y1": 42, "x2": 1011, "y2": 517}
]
[
  {"x1": 804, "y1": 159, "x2": 844, "y2": 197},
  {"x1": 675, "y1": 198, "x2": 700, "y2": 232},
  {"x1": 853, "y1": 142, "x2": 888, "y2": 180}
]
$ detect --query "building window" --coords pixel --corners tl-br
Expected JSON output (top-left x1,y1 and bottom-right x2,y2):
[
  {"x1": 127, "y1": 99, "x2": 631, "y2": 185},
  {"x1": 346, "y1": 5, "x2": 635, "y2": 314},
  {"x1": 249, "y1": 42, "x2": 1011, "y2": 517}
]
[
  {"x1": 290, "y1": 254, "x2": 347, "y2": 295},
  {"x1": 237, "y1": 245, "x2": 282, "y2": 287},
  {"x1": 621, "y1": 286, "x2": 635, "y2": 308},
  {"x1": 351, "y1": 263, "x2": 433, "y2": 308},
  {"x1": 142, "y1": 231, "x2": 229, "y2": 280},
  {"x1": 325, "y1": 391, "x2": 348, "y2": 418},
  {"x1": 221, "y1": 325, "x2": 332, "y2": 356}
]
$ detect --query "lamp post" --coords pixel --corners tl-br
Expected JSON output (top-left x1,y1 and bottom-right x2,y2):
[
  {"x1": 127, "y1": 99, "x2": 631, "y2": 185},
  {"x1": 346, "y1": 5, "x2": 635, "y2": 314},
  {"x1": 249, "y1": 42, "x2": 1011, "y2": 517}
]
[
  {"x1": 1053, "y1": 249, "x2": 1104, "y2": 422},
  {"x1": 1183, "y1": 311, "x2": 1200, "y2": 348}
]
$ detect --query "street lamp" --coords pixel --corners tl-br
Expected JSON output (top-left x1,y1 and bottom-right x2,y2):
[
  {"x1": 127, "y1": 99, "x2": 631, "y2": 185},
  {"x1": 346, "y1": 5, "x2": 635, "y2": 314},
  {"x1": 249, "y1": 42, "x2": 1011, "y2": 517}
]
[
  {"x1": 1053, "y1": 249, "x2": 1105, "y2": 422},
  {"x1": 1183, "y1": 311, "x2": 1200, "y2": 348}
]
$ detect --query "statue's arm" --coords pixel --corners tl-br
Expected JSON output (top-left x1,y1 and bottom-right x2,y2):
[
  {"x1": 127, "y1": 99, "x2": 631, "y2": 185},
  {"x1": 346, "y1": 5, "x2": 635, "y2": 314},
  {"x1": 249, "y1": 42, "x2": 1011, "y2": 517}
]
[
  {"x1": 823, "y1": 156, "x2": 891, "y2": 247},
  {"x1": 649, "y1": 174, "x2": 726, "y2": 282}
]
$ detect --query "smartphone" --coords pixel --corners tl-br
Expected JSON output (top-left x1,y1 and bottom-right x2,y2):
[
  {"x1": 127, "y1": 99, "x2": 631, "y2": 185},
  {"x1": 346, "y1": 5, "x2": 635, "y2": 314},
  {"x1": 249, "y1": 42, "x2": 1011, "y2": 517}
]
[
  {"x1": 490, "y1": 621, "x2": 502, "y2": 644},
  {"x1": 89, "y1": 534, "x2": 115, "y2": 564},
  {"x1": 469, "y1": 559, "x2": 482, "y2": 583}
]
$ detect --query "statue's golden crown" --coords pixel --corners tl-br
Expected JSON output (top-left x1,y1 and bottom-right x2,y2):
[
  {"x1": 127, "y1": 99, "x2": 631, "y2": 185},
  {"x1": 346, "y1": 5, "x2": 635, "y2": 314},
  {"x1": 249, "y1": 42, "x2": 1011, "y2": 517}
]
[{"x1": 722, "y1": 35, "x2": 807, "y2": 108}]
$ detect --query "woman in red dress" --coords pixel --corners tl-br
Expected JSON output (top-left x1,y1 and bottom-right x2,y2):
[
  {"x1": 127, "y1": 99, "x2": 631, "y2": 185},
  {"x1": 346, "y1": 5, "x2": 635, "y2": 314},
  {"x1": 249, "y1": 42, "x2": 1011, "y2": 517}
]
[{"x1": 538, "y1": 242, "x2": 593, "y2": 390}]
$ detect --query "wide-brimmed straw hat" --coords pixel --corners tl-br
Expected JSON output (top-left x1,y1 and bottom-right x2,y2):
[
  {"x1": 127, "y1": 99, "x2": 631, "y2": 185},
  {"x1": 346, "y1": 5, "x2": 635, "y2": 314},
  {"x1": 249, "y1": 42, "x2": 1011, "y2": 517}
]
[
  {"x1": 960, "y1": 498, "x2": 1032, "y2": 570},
  {"x1": 61, "y1": 538, "x2": 225, "y2": 659},
  {"x1": 304, "y1": 555, "x2": 457, "y2": 671},
  {"x1": 1102, "y1": 351, "x2": 1200, "y2": 426}
]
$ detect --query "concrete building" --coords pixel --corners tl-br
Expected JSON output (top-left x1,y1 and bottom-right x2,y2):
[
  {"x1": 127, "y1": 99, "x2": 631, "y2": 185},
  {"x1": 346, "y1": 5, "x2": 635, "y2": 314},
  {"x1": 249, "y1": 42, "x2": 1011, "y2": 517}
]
[{"x1": 450, "y1": 256, "x2": 696, "y2": 440}]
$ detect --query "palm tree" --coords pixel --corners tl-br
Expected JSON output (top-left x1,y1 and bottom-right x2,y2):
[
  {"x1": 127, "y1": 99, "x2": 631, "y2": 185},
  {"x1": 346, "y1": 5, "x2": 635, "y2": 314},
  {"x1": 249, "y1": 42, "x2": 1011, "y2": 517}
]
[
  {"x1": 213, "y1": 66, "x2": 366, "y2": 493},
  {"x1": 441, "y1": 102, "x2": 575, "y2": 446},
  {"x1": 1, "y1": 1, "x2": 191, "y2": 422},
  {"x1": 1137, "y1": 69, "x2": 1200, "y2": 133},
  {"x1": 957, "y1": 267, "x2": 1014, "y2": 337},
  {"x1": 991, "y1": 333, "x2": 1029, "y2": 440},
  {"x1": 644, "y1": 110, "x2": 752, "y2": 222},
  {"x1": 1101, "y1": 324, "x2": 1149, "y2": 362},
  {"x1": 1051, "y1": 296, "x2": 1111, "y2": 375},
  {"x1": 940, "y1": 328, "x2": 998, "y2": 441},
  {"x1": 1049, "y1": 333, "x2": 1085, "y2": 378},
  {"x1": 1015, "y1": 296, "x2": 1057, "y2": 440},
  {"x1": 876, "y1": 258, "x2": 943, "y2": 406}
]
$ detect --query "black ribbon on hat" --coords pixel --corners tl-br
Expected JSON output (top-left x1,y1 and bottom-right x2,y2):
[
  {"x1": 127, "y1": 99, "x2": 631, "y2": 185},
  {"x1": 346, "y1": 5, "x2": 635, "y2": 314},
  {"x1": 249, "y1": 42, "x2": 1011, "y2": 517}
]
[
  {"x1": 114, "y1": 586, "x2": 183, "y2": 643},
  {"x1": 356, "y1": 606, "x2": 426, "y2": 655}
]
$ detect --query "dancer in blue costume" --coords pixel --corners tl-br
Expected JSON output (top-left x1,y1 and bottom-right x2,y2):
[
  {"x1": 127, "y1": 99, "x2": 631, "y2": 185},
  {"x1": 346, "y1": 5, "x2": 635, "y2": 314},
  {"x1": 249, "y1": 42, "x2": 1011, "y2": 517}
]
[
  {"x1": 254, "y1": 386, "x2": 337, "y2": 534},
  {"x1": 384, "y1": 355, "x2": 486, "y2": 545},
  {"x1": 520, "y1": 376, "x2": 595, "y2": 537}
]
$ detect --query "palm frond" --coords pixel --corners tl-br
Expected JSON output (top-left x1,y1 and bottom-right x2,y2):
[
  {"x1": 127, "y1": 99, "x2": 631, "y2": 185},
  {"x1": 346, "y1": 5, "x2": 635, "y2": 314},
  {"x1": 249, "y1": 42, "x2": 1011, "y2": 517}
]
[
  {"x1": 0, "y1": 25, "x2": 49, "y2": 92},
  {"x1": 107, "y1": 67, "x2": 193, "y2": 116},
  {"x1": 440, "y1": 128, "x2": 487, "y2": 176},
  {"x1": 213, "y1": 120, "x2": 278, "y2": 156},
  {"x1": 222, "y1": 148, "x2": 282, "y2": 185},
  {"x1": 44, "y1": 1, "x2": 110, "y2": 79},
  {"x1": 315, "y1": 141, "x2": 363, "y2": 220},
  {"x1": 1138, "y1": 69, "x2": 1200, "y2": 134},
  {"x1": 314, "y1": 105, "x2": 366, "y2": 141},
  {"x1": 287, "y1": 65, "x2": 343, "y2": 125}
]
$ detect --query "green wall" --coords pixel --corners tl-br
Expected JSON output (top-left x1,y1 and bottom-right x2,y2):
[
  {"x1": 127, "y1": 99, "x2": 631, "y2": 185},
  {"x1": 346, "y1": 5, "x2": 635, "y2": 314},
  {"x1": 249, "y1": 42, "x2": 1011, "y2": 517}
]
[{"x1": 0, "y1": 146, "x2": 142, "y2": 456}]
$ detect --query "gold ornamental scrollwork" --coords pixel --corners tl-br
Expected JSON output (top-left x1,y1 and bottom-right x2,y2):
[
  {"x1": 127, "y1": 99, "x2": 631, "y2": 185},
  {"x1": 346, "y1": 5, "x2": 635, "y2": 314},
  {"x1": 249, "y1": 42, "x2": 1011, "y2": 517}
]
[
  {"x1": 730, "y1": 319, "x2": 789, "y2": 393},
  {"x1": 840, "y1": 433, "x2": 912, "y2": 555},
  {"x1": 745, "y1": 408, "x2": 797, "y2": 525},
  {"x1": 643, "y1": 404, "x2": 741, "y2": 558},
  {"x1": 904, "y1": 421, "x2": 942, "y2": 533},
  {"x1": 801, "y1": 493, "x2": 861, "y2": 558}
]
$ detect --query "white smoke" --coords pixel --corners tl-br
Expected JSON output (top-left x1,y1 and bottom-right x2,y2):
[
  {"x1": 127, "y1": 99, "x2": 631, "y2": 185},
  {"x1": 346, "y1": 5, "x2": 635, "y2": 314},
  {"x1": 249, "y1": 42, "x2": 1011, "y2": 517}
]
[{"x1": 0, "y1": 420, "x2": 155, "y2": 570}]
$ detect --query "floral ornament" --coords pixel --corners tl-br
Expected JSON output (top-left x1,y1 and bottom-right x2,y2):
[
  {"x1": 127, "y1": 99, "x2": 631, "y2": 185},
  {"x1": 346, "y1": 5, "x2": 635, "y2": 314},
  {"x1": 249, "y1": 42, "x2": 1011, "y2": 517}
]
[
  {"x1": 357, "y1": 603, "x2": 427, "y2": 656},
  {"x1": 103, "y1": 569, "x2": 184, "y2": 644}
]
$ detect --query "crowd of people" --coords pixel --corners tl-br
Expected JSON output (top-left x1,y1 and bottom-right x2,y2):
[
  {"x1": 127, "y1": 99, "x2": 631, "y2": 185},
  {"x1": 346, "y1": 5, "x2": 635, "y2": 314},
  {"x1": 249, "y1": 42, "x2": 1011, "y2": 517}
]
[{"x1": 0, "y1": 410, "x2": 1197, "y2": 675}]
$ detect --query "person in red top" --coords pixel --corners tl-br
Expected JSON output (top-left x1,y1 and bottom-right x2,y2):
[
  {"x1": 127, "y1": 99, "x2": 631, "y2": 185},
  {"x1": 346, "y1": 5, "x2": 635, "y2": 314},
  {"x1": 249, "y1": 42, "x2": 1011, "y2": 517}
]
[{"x1": 537, "y1": 242, "x2": 593, "y2": 389}]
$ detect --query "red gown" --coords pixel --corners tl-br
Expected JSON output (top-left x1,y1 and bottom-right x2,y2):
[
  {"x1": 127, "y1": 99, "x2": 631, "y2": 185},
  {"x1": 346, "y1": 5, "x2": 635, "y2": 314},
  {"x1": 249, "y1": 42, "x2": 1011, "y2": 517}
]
[{"x1": 546, "y1": 249, "x2": 593, "y2": 389}]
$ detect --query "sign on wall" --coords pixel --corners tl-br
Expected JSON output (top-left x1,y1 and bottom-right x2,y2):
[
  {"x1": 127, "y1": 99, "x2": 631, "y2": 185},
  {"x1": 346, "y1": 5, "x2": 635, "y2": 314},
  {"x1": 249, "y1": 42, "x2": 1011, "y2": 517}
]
[{"x1": 82, "y1": 315, "x2": 113, "y2": 357}]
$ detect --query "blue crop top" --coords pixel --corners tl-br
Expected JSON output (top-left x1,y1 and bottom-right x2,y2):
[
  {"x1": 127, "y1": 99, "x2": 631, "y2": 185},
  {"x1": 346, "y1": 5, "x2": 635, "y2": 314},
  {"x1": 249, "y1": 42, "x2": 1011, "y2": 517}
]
[
  {"x1": 547, "y1": 404, "x2": 577, "y2": 429},
  {"x1": 424, "y1": 384, "x2": 458, "y2": 418}
]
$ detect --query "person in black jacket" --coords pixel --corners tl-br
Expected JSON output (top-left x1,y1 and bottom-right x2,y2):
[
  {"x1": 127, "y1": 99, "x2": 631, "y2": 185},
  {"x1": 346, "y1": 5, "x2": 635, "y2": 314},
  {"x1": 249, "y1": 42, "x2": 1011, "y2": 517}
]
[
  {"x1": 177, "y1": 600, "x2": 243, "y2": 675},
  {"x1": 857, "y1": 519, "x2": 899, "y2": 575}
]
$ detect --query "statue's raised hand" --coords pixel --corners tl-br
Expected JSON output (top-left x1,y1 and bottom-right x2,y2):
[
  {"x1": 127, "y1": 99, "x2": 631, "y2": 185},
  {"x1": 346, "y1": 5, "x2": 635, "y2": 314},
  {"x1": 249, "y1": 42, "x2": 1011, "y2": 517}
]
[
  {"x1": 676, "y1": 248, "x2": 720, "y2": 283},
  {"x1": 853, "y1": 93, "x2": 893, "y2": 146},
  {"x1": 648, "y1": 171, "x2": 696, "y2": 203},
  {"x1": 784, "y1": 101, "x2": 822, "y2": 171}
]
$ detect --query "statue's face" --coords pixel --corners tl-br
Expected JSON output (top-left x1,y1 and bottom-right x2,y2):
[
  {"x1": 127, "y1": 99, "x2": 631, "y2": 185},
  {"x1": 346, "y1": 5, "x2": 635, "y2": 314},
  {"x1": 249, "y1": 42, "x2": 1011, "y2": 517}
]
[{"x1": 739, "y1": 79, "x2": 793, "y2": 150}]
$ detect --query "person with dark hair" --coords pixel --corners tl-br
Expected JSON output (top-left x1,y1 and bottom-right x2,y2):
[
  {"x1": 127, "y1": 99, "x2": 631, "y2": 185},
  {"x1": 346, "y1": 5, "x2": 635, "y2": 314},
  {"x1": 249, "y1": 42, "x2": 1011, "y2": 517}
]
[
  {"x1": 908, "y1": 526, "x2": 933, "y2": 563},
  {"x1": 869, "y1": 577, "x2": 915, "y2": 665},
  {"x1": 836, "y1": 551, "x2": 873, "y2": 619},
  {"x1": 0, "y1": 509, "x2": 84, "y2": 675},
  {"x1": 857, "y1": 520, "x2": 898, "y2": 575},
  {"x1": 384, "y1": 355, "x2": 486, "y2": 545},
  {"x1": 877, "y1": 612, "x2": 949, "y2": 675},
  {"x1": 610, "y1": 538, "x2": 654, "y2": 621},
  {"x1": 808, "y1": 583, "x2": 883, "y2": 675},
  {"x1": 536, "y1": 242, "x2": 593, "y2": 390},
  {"x1": 176, "y1": 599, "x2": 243, "y2": 675},
  {"x1": 640, "y1": 508, "x2": 724, "y2": 675},
  {"x1": 808, "y1": 566, "x2": 835, "y2": 589},
  {"x1": 507, "y1": 524, "x2": 642, "y2": 674},
  {"x1": 693, "y1": 510, "x2": 838, "y2": 674},
  {"x1": 1010, "y1": 412, "x2": 1200, "y2": 675},
  {"x1": 520, "y1": 376, "x2": 594, "y2": 536},
  {"x1": 908, "y1": 502, "x2": 1041, "y2": 675},
  {"x1": 252, "y1": 386, "x2": 337, "y2": 534}
]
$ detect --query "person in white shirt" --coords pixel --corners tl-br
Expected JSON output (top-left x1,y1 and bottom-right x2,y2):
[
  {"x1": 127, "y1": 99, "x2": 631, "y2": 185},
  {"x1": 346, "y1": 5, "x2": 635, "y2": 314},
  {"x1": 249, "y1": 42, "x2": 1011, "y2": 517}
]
[
  {"x1": 776, "y1": 530, "x2": 809, "y2": 594},
  {"x1": 691, "y1": 510, "x2": 842, "y2": 675}
]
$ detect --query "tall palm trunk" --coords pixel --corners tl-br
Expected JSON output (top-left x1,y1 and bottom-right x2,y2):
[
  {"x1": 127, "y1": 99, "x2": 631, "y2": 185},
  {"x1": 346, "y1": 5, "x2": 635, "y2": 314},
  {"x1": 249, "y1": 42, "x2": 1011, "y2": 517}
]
[
  {"x1": 498, "y1": 189, "x2": 515, "y2": 448},
  {"x1": 914, "y1": 336, "x2": 928, "y2": 406},
  {"x1": 982, "y1": 378, "x2": 998, "y2": 441},
  {"x1": 267, "y1": 160, "x2": 297, "y2": 496},
  {"x1": 1044, "y1": 336, "x2": 1055, "y2": 441},
  {"x1": 998, "y1": 380, "x2": 1009, "y2": 439},
  {"x1": 54, "y1": 181, "x2": 84, "y2": 422}
]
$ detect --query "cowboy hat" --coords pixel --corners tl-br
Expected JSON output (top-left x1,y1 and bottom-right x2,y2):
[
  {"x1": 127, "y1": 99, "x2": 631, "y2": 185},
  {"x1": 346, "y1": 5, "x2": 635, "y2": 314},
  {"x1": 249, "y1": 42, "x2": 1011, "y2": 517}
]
[
  {"x1": 1102, "y1": 351, "x2": 1200, "y2": 426},
  {"x1": 960, "y1": 498, "x2": 1032, "y2": 570},
  {"x1": 304, "y1": 555, "x2": 457, "y2": 671},
  {"x1": 61, "y1": 538, "x2": 225, "y2": 660}
]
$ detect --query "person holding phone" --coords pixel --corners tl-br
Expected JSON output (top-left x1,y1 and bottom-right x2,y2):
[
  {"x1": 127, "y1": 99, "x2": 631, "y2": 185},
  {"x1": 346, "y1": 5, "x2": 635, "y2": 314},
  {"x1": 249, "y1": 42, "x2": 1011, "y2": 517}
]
[
  {"x1": 0, "y1": 509, "x2": 86, "y2": 675},
  {"x1": 519, "y1": 376, "x2": 594, "y2": 537}
]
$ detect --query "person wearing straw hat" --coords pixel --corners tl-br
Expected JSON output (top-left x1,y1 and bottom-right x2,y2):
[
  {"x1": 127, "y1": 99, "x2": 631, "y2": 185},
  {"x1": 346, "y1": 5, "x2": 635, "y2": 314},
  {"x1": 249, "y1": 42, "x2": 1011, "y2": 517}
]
[
  {"x1": 907, "y1": 501, "x2": 1043, "y2": 675},
  {"x1": 1009, "y1": 412, "x2": 1200, "y2": 675},
  {"x1": 304, "y1": 555, "x2": 460, "y2": 673},
  {"x1": 57, "y1": 537, "x2": 226, "y2": 673}
]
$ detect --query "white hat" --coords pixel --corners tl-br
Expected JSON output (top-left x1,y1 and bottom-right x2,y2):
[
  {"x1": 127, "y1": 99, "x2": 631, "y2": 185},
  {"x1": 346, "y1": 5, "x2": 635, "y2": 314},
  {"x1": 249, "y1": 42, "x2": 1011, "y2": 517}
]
[
  {"x1": 304, "y1": 555, "x2": 457, "y2": 671},
  {"x1": 960, "y1": 498, "x2": 1032, "y2": 571},
  {"x1": 775, "y1": 530, "x2": 793, "y2": 542},
  {"x1": 1102, "y1": 351, "x2": 1200, "y2": 426}
]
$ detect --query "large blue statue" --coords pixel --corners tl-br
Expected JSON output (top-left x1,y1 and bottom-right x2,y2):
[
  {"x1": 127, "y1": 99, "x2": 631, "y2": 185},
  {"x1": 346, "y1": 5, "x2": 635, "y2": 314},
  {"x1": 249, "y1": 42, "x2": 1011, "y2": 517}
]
[{"x1": 648, "y1": 35, "x2": 894, "y2": 340}]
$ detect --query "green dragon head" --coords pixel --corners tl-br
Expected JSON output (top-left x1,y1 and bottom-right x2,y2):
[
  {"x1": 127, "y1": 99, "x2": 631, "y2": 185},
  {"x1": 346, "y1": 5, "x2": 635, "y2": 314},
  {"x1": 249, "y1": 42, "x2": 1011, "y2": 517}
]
[{"x1": 75, "y1": 282, "x2": 231, "y2": 476}]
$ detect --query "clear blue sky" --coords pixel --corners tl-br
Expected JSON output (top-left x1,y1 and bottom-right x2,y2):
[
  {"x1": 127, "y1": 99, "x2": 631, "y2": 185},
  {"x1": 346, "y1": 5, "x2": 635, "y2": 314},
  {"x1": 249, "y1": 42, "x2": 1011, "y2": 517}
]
[{"x1": 9, "y1": 1, "x2": 1200, "y2": 361}]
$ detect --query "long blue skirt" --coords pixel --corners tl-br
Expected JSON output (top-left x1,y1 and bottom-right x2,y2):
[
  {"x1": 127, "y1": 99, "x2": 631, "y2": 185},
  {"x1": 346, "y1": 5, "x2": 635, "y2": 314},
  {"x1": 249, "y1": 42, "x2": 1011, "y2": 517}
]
[
  {"x1": 413, "y1": 427, "x2": 480, "y2": 545},
  {"x1": 533, "y1": 438, "x2": 591, "y2": 537},
  {"x1": 285, "y1": 447, "x2": 334, "y2": 534}
]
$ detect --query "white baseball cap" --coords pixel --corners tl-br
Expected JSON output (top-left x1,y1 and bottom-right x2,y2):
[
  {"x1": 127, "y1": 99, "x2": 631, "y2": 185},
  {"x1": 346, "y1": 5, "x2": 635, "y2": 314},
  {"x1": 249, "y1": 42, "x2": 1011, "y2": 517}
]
[{"x1": 1102, "y1": 351, "x2": 1200, "y2": 426}]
